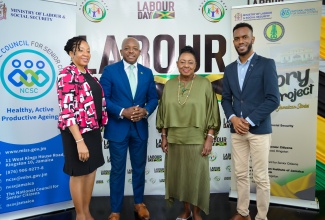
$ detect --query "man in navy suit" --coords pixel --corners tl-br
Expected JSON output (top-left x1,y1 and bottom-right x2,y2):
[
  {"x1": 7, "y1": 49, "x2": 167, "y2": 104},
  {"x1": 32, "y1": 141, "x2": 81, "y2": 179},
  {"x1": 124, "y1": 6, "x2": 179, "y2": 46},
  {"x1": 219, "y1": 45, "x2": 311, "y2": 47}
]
[
  {"x1": 100, "y1": 37, "x2": 158, "y2": 220},
  {"x1": 221, "y1": 23, "x2": 280, "y2": 220}
]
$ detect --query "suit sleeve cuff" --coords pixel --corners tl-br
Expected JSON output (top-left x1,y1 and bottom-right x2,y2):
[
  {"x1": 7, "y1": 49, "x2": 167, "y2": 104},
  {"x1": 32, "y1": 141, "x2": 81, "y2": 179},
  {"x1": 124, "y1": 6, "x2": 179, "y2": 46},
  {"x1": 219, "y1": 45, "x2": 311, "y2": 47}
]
[
  {"x1": 245, "y1": 117, "x2": 255, "y2": 127},
  {"x1": 119, "y1": 108, "x2": 124, "y2": 119}
]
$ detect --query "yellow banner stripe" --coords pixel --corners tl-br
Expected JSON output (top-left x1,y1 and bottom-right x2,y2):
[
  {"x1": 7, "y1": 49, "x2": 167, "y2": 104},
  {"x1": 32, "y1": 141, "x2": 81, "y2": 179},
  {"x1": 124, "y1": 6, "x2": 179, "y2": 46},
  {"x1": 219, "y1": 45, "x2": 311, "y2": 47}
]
[
  {"x1": 317, "y1": 115, "x2": 325, "y2": 163},
  {"x1": 271, "y1": 172, "x2": 315, "y2": 198}
]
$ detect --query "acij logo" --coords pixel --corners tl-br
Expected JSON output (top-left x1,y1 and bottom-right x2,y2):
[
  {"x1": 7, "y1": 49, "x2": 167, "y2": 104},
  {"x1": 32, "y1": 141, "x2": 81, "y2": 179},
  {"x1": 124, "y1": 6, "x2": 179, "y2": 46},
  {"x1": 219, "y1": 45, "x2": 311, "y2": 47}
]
[
  {"x1": 201, "y1": 0, "x2": 225, "y2": 23},
  {"x1": 0, "y1": 49, "x2": 55, "y2": 100},
  {"x1": 264, "y1": 21, "x2": 285, "y2": 42},
  {"x1": 82, "y1": 0, "x2": 108, "y2": 22}
]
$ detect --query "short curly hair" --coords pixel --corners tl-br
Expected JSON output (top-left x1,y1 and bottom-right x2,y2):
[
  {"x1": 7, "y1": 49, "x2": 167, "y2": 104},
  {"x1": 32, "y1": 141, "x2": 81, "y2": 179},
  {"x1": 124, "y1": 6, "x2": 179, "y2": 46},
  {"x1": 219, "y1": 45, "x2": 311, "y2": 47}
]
[
  {"x1": 233, "y1": 22, "x2": 253, "y2": 33},
  {"x1": 179, "y1": 45, "x2": 196, "y2": 61}
]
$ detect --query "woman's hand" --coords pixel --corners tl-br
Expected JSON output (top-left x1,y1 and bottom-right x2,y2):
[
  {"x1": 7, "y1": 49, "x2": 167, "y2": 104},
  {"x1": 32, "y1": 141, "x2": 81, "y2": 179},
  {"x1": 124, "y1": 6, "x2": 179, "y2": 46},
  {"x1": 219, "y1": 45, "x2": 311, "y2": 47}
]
[
  {"x1": 77, "y1": 141, "x2": 89, "y2": 162},
  {"x1": 201, "y1": 136, "x2": 213, "y2": 157},
  {"x1": 161, "y1": 136, "x2": 168, "y2": 153}
]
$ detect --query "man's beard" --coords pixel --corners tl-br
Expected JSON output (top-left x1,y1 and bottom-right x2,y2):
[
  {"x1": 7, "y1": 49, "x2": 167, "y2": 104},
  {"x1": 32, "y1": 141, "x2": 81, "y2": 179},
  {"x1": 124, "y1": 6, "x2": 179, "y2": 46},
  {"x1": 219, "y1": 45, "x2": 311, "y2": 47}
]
[{"x1": 236, "y1": 41, "x2": 253, "y2": 56}]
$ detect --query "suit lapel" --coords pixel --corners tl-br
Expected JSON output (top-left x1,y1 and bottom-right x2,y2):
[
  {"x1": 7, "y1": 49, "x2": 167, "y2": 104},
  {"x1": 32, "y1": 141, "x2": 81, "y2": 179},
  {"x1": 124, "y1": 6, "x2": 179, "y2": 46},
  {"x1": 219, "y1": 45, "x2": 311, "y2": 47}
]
[
  {"x1": 118, "y1": 61, "x2": 133, "y2": 100},
  {"x1": 135, "y1": 65, "x2": 145, "y2": 100},
  {"x1": 242, "y1": 54, "x2": 258, "y2": 92},
  {"x1": 231, "y1": 62, "x2": 241, "y2": 94}
]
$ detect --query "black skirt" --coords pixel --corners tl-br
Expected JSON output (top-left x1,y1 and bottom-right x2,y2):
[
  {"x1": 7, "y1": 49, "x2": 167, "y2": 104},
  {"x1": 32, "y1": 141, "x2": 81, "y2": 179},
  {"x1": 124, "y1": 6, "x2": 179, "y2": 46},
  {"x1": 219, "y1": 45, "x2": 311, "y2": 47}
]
[{"x1": 60, "y1": 128, "x2": 105, "y2": 176}]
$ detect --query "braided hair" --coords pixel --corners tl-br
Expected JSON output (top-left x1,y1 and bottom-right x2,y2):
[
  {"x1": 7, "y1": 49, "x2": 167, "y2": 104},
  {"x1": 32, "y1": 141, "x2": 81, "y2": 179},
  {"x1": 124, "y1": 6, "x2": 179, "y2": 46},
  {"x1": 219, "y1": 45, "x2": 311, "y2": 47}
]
[{"x1": 64, "y1": 36, "x2": 87, "y2": 55}]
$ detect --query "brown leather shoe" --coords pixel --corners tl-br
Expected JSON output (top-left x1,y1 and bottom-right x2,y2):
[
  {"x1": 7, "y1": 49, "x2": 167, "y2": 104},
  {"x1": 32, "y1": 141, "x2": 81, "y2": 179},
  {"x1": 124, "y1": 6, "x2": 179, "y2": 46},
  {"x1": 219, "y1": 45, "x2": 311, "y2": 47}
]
[
  {"x1": 108, "y1": 212, "x2": 120, "y2": 220},
  {"x1": 134, "y1": 203, "x2": 150, "y2": 220},
  {"x1": 230, "y1": 213, "x2": 251, "y2": 220}
]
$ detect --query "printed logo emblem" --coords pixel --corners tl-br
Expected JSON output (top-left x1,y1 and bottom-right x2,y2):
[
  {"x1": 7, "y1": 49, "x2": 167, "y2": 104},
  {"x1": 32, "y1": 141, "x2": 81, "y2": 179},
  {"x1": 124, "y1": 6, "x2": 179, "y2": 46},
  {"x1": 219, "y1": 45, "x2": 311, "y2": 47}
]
[
  {"x1": 215, "y1": 136, "x2": 227, "y2": 146},
  {"x1": 223, "y1": 153, "x2": 231, "y2": 160},
  {"x1": 210, "y1": 167, "x2": 220, "y2": 172},
  {"x1": 138, "y1": 1, "x2": 175, "y2": 19},
  {"x1": 101, "y1": 170, "x2": 110, "y2": 175},
  {"x1": 154, "y1": 168, "x2": 164, "y2": 173},
  {"x1": 149, "y1": 178, "x2": 156, "y2": 184},
  {"x1": 82, "y1": 0, "x2": 108, "y2": 22},
  {"x1": 147, "y1": 155, "x2": 162, "y2": 162},
  {"x1": 0, "y1": 1, "x2": 7, "y2": 20},
  {"x1": 280, "y1": 8, "x2": 291, "y2": 18},
  {"x1": 201, "y1": 1, "x2": 226, "y2": 23},
  {"x1": 234, "y1": 12, "x2": 242, "y2": 21},
  {"x1": 223, "y1": 118, "x2": 231, "y2": 128},
  {"x1": 0, "y1": 49, "x2": 55, "y2": 100},
  {"x1": 209, "y1": 152, "x2": 217, "y2": 161},
  {"x1": 264, "y1": 22, "x2": 285, "y2": 42}
]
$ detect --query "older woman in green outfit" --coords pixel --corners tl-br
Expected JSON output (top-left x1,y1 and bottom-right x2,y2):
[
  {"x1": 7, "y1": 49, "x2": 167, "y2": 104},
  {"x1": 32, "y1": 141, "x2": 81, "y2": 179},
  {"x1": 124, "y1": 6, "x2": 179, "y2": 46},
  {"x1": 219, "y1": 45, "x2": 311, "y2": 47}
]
[{"x1": 156, "y1": 46, "x2": 221, "y2": 220}]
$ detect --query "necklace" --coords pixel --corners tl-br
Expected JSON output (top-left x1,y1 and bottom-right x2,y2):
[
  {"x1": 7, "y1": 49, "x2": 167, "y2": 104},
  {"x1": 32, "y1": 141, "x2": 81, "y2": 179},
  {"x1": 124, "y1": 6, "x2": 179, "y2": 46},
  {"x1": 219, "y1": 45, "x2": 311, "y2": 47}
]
[{"x1": 177, "y1": 75, "x2": 195, "y2": 105}]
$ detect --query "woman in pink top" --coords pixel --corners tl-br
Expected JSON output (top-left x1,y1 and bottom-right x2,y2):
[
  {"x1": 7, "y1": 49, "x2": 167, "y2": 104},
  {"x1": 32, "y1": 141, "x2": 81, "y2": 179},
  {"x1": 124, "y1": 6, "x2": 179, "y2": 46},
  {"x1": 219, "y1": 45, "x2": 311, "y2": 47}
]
[{"x1": 57, "y1": 36, "x2": 108, "y2": 220}]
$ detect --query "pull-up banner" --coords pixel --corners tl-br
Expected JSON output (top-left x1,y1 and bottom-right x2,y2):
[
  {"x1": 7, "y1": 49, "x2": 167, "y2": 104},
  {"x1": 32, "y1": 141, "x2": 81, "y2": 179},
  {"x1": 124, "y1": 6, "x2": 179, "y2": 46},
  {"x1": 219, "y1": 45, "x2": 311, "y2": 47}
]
[
  {"x1": 230, "y1": 0, "x2": 321, "y2": 209},
  {"x1": 0, "y1": 0, "x2": 75, "y2": 216}
]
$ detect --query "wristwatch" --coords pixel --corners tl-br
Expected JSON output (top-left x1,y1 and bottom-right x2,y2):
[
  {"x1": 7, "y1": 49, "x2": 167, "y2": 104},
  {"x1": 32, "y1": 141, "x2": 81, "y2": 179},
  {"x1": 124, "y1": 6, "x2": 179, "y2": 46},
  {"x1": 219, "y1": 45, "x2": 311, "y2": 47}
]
[{"x1": 144, "y1": 109, "x2": 149, "y2": 118}]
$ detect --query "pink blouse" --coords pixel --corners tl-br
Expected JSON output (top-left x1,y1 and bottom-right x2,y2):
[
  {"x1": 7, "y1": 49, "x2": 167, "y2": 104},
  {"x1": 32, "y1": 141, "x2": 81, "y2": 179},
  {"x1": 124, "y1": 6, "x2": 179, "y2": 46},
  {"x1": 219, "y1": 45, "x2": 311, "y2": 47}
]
[{"x1": 57, "y1": 64, "x2": 108, "y2": 134}]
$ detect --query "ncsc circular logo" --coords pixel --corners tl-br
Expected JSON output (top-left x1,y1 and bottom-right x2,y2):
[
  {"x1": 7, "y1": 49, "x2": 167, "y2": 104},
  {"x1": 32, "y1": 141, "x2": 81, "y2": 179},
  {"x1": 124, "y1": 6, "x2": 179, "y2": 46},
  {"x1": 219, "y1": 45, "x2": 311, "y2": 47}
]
[
  {"x1": 201, "y1": 1, "x2": 225, "y2": 23},
  {"x1": 264, "y1": 22, "x2": 285, "y2": 42},
  {"x1": 0, "y1": 49, "x2": 55, "y2": 100},
  {"x1": 82, "y1": 0, "x2": 107, "y2": 23},
  {"x1": 209, "y1": 152, "x2": 217, "y2": 161},
  {"x1": 280, "y1": 8, "x2": 291, "y2": 18}
]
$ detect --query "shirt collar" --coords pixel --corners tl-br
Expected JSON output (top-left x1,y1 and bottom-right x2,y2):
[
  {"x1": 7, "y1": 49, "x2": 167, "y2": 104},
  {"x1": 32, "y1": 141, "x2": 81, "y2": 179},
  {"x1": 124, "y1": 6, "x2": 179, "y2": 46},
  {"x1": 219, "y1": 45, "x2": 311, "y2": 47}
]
[
  {"x1": 236, "y1": 52, "x2": 255, "y2": 65},
  {"x1": 123, "y1": 60, "x2": 138, "y2": 70}
]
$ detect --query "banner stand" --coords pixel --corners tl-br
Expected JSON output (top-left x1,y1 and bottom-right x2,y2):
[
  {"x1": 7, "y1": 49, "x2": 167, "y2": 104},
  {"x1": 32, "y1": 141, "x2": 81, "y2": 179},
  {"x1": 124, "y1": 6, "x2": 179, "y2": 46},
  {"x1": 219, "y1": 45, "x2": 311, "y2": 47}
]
[
  {"x1": 0, "y1": 200, "x2": 74, "y2": 220},
  {"x1": 229, "y1": 191, "x2": 319, "y2": 210}
]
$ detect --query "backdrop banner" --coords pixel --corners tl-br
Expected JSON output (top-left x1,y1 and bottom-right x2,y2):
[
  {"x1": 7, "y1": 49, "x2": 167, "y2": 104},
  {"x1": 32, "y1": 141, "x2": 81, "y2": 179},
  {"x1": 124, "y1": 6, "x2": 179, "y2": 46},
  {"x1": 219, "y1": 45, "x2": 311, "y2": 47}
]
[
  {"x1": 0, "y1": 1, "x2": 319, "y2": 219},
  {"x1": 0, "y1": 0, "x2": 76, "y2": 218},
  {"x1": 230, "y1": 0, "x2": 321, "y2": 209},
  {"x1": 72, "y1": 0, "x2": 319, "y2": 200}
]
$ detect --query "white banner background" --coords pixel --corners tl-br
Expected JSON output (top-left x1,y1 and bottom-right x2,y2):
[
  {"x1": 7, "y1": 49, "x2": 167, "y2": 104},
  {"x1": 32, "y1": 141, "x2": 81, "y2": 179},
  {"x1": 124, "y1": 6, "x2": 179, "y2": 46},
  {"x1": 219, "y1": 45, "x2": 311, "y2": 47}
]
[
  {"x1": 0, "y1": 1, "x2": 319, "y2": 219},
  {"x1": 69, "y1": 0, "x2": 320, "y2": 198}
]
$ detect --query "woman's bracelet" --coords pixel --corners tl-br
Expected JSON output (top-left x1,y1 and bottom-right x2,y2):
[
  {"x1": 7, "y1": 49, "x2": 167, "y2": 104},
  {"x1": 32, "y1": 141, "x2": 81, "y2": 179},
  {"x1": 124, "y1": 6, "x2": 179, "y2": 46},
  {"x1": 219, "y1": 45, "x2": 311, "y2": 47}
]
[
  {"x1": 76, "y1": 138, "x2": 84, "y2": 143},
  {"x1": 161, "y1": 133, "x2": 167, "y2": 136},
  {"x1": 207, "y1": 134, "x2": 215, "y2": 139}
]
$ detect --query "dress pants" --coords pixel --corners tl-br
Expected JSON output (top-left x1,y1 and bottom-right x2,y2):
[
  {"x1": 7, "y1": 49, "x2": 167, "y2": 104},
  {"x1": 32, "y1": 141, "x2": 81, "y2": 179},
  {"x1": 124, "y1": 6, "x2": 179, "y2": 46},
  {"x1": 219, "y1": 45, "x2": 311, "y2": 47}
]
[
  {"x1": 231, "y1": 132, "x2": 271, "y2": 220},
  {"x1": 108, "y1": 123, "x2": 148, "y2": 212}
]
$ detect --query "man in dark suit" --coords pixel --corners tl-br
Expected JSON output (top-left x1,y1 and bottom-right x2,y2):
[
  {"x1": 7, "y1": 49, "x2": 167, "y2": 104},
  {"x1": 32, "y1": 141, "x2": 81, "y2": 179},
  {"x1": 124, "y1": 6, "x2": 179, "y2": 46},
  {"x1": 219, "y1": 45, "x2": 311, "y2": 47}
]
[
  {"x1": 221, "y1": 23, "x2": 280, "y2": 220},
  {"x1": 100, "y1": 37, "x2": 158, "y2": 220}
]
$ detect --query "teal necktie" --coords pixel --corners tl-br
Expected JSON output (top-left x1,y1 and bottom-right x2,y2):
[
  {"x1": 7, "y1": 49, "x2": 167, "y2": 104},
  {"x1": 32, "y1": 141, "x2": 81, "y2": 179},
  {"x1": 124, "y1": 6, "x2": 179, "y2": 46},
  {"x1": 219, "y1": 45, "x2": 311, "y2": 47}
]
[{"x1": 128, "y1": 65, "x2": 136, "y2": 98}]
